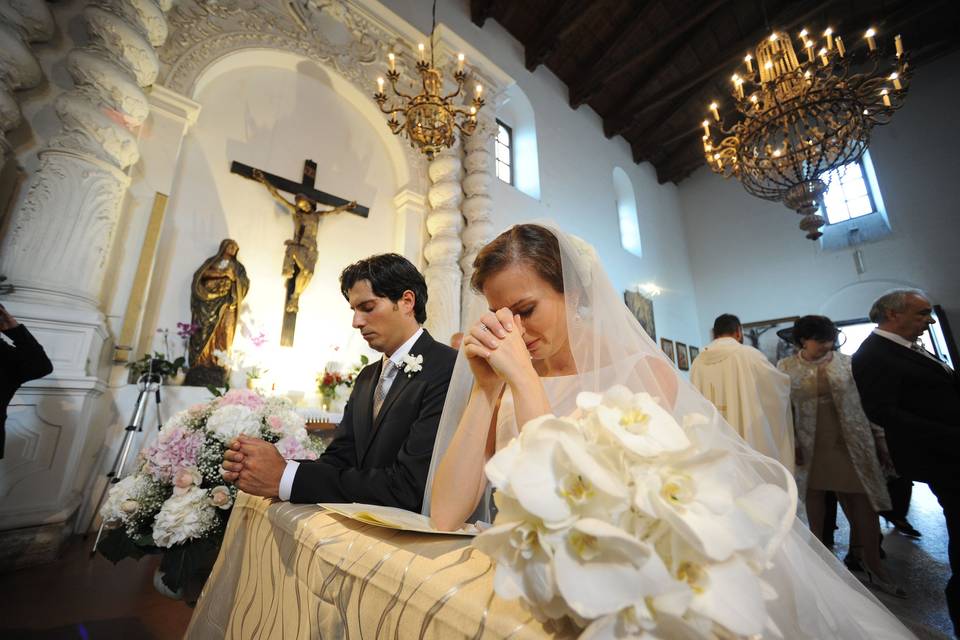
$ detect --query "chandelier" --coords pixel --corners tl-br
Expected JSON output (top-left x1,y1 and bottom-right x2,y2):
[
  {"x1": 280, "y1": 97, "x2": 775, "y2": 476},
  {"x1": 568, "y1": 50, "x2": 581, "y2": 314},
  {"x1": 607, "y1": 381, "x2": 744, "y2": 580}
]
[
  {"x1": 372, "y1": 1, "x2": 485, "y2": 160},
  {"x1": 702, "y1": 25, "x2": 910, "y2": 239}
]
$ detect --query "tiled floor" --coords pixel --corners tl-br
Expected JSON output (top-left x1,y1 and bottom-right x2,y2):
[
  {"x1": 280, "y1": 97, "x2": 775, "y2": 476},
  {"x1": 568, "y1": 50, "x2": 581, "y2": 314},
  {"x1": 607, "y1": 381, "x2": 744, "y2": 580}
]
[
  {"x1": 0, "y1": 484, "x2": 953, "y2": 639},
  {"x1": 829, "y1": 482, "x2": 954, "y2": 639}
]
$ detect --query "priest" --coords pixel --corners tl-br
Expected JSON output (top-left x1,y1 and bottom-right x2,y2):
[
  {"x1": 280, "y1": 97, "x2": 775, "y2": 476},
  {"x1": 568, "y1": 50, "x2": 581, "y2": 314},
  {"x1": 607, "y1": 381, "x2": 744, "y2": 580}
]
[{"x1": 691, "y1": 314, "x2": 795, "y2": 473}]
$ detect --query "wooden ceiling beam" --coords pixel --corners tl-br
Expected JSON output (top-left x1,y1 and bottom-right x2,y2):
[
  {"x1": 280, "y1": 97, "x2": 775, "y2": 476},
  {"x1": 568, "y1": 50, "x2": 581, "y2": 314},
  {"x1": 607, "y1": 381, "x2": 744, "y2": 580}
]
[
  {"x1": 524, "y1": 0, "x2": 593, "y2": 72},
  {"x1": 603, "y1": 0, "x2": 842, "y2": 138},
  {"x1": 570, "y1": 0, "x2": 728, "y2": 109},
  {"x1": 470, "y1": 0, "x2": 496, "y2": 28}
]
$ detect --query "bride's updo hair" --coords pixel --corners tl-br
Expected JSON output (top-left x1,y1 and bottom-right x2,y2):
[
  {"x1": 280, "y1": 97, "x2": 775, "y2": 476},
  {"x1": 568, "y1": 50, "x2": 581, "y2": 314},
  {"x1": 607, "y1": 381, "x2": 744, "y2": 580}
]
[{"x1": 471, "y1": 224, "x2": 564, "y2": 294}]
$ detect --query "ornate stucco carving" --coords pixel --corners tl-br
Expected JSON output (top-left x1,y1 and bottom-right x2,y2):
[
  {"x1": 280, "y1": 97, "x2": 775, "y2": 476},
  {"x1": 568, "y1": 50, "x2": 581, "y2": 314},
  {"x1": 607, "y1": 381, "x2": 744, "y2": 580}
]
[
  {"x1": 460, "y1": 113, "x2": 496, "y2": 328},
  {"x1": 424, "y1": 143, "x2": 464, "y2": 342},
  {"x1": 0, "y1": 2, "x2": 54, "y2": 158}
]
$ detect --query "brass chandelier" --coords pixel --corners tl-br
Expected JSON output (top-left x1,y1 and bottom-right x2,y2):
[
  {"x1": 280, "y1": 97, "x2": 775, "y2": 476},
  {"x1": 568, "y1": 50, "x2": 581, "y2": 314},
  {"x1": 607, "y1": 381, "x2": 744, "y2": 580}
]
[
  {"x1": 702, "y1": 25, "x2": 910, "y2": 239},
  {"x1": 372, "y1": 1, "x2": 484, "y2": 160}
]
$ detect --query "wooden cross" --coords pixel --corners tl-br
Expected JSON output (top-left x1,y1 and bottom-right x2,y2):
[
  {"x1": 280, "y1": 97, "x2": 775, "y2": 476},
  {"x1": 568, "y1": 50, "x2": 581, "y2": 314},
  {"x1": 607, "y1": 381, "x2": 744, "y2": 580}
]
[{"x1": 231, "y1": 159, "x2": 369, "y2": 347}]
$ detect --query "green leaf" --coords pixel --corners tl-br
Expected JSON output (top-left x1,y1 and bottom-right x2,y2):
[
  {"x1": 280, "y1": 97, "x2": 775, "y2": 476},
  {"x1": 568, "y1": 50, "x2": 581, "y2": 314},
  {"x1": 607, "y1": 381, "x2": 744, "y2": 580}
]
[
  {"x1": 97, "y1": 528, "x2": 155, "y2": 563},
  {"x1": 206, "y1": 384, "x2": 223, "y2": 398}
]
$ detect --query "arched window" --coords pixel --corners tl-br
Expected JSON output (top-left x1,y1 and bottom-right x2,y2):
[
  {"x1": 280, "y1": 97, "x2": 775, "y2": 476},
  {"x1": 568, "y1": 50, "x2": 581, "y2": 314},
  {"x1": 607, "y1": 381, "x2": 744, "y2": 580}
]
[
  {"x1": 496, "y1": 84, "x2": 540, "y2": 200},
  {"x1": 613, "y1": 167, "x2": 642, "y2": 258},
  {"x1": 495, "y1": 120, "x2": 513, "y2": 185}
]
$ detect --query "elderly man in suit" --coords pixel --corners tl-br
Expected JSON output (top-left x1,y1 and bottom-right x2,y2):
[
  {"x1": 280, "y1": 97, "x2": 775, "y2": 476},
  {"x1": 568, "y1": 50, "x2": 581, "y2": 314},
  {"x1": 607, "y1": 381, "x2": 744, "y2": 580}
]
[
  {"x1": 852, "y1": 288, "x2": 960, "y2": 636},
  {"x1": 222, "y1": 253, "x2": 457, "y2": 512}
]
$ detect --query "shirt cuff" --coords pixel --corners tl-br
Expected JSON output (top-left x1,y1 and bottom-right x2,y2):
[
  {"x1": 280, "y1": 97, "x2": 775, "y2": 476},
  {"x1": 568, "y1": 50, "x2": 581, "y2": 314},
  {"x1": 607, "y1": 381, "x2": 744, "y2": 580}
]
[{"x1": 278, "y1": 460, "x2": 300, "y2": 501}]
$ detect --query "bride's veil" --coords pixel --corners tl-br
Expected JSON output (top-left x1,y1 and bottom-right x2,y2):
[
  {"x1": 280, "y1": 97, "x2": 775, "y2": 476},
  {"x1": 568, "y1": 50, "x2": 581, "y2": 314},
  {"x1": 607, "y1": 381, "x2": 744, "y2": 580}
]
[{"x1": 424, "y1": 221, "x2": 915, "y2": 639}]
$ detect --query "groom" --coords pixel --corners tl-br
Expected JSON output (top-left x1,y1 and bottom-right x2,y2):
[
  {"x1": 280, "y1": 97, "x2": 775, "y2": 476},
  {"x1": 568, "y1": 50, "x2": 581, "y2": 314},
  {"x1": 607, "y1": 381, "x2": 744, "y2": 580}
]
[{"x1": 221, "y1": 253, "x2": 457, "y2": 511}]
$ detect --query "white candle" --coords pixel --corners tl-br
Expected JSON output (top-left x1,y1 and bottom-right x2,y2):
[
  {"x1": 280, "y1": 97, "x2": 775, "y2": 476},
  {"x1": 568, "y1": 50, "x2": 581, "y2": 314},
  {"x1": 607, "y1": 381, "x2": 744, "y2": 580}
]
[
  {"x1": 864, "y1": 28, "x2": 877, "y2": 52},
  {"x1": 709, "y1": 102, "x2": 720, "y2": 122},
  {"x1": 824, "y1": 27, "x2": 834, "y2": 51},
  {"x1": 457, "y1": 53, "x2": 465, "y2": 72},
  {"x1": 744, "y1": 53, "x2": 753, "y2": 74},
  {"x1": 418, "y1": 42, "x2": 425, "y2": 62},
  {"x1": 475, "y1": 83, "x2": 483, "y2": 98},
  {"x1": 376, "y1": 76, "x2": 384, "y2": 93},
  {"x1": 388, "y1": 52, "x2": 396, "y2": 72}
]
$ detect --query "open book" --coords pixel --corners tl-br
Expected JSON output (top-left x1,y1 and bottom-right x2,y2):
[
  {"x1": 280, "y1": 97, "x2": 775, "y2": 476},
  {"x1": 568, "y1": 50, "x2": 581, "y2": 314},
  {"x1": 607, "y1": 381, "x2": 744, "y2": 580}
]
[{"x1": 318, "y1": 503, "x2": 479, "y2": 537}]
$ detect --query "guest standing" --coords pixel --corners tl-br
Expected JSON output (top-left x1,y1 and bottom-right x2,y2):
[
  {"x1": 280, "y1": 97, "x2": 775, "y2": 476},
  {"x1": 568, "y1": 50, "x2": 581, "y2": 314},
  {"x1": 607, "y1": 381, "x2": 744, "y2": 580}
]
[
  {"x1": 0, "y1": 304, "x2": 53, "y2": 458},
  {"x1": 691, "y1": 313, "x2": 795, "y2": 472},
  {"x1": 853, "y1": 289, "x2": 959, "y2": 634},
  {"x1": 778, "y1": 315, "x2": 903, "y2": 597}
]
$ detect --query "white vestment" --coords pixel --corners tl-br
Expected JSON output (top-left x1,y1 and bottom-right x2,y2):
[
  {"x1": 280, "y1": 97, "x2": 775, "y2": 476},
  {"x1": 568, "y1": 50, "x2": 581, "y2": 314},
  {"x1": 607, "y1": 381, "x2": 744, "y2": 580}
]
[{"x1": 691, "y1": 337, "x2": 795, "y2": 473}]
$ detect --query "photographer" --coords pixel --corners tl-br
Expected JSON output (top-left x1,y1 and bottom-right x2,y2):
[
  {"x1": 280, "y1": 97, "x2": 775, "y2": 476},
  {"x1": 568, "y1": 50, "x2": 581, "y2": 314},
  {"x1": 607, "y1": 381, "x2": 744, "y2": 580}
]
[{"x1": 0, "y1": 303, "x2": 53, "y2": 458}]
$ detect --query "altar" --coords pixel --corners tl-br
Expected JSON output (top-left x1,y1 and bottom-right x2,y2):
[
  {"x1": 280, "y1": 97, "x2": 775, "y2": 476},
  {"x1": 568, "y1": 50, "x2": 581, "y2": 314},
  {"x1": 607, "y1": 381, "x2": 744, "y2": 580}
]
[{"x1": 185, "y1": 493, "x2": 560, "y2": 639}]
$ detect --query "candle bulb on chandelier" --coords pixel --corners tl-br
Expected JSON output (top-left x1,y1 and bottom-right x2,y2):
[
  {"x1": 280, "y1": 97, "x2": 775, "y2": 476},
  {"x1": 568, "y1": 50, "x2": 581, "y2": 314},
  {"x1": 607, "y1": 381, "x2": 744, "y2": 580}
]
[
  {"x1": 709, "y1": 102, "x2": 720, "y2": 122},
  {"x1": 418, "y1": 42, "x2": 425, "y2": 62},
  {"x1": 864, "y1": 28, "x2": 877, "y2": 51},
  {"x1": 836, "y1": 36, "x2": 845, "y2": 57},
  {"x1": 388, "y1": 52, "x2": 396, "y2": 72},
  {"x1": 819, "y1": 48, "x2": 829, "y2": 66},
  {"x1": 732, "y1": 74, "x2": 744, "y2": 98},
  {"x1": 881, "y1": 88, "x2": 891, "y2": 107},
  {"x1": 799, "y1": 28, "x2": 808, "y2": 40},
  {"x1": 376, "y1": 76, "x2": 384, "y2": 93},
  {"x1": 457, "y1": 53, "x2": 465, "y2": 73},
  {"x1": 890, "y1": 72, "x2": 902, "y2": 90},
  {"x1": 894, "y1": 34, "x2": 903, "y2": 58},
  {"x1": 702, "y1": 119, "x2": 710, "y2": 138},
  {"x1": 824, "y1": 27, "x2": 834, "y2": 51},
  {"x1": 744, "y1": 53, "x2": 753, "y2": 74},
  {"x1": 804, "y1": 40, "x2": 815, "y2": 63},
  {"x1": 475, "y1": 83, "x2": 483, "y2": 99}
]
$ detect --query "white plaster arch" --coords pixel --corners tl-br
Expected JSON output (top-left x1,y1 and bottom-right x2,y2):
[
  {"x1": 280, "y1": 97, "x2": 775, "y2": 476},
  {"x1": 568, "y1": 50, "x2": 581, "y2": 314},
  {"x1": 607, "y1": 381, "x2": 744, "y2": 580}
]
[
  {"x1": 189, "y1": 47, "x2": 413, "y2": 191},
  {"x1": 819, "y1": 278, "x2": 923, "y2": 321}
]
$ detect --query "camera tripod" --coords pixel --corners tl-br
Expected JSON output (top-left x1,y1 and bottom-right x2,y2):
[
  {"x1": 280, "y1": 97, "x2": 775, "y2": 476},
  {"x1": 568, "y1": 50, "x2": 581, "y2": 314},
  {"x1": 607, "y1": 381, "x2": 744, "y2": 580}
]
[{"x1": 88, "y1": 370, "x2": 164, "y2": 555}]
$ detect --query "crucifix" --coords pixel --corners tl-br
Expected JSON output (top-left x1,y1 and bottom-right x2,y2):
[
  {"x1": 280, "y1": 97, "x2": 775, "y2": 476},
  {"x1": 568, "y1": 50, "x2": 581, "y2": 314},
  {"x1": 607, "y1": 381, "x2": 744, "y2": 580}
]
[{"x1": 231, "y1": 159, "x2": 369, "y2": 347}]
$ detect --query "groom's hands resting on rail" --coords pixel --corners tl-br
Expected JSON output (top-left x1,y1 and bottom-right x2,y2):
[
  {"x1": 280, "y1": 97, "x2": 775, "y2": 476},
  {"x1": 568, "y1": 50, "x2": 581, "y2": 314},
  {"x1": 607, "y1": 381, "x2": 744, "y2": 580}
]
[{"x1": 221, "y1": 436, "x2": 285, "y2": 498}]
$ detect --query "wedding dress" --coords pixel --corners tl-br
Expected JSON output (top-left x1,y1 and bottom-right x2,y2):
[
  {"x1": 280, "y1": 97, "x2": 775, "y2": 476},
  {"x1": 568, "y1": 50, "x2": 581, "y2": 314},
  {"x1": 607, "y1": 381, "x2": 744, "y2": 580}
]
[{"x1": 423, "y1": 221, "x2": 915, "y2": 639}]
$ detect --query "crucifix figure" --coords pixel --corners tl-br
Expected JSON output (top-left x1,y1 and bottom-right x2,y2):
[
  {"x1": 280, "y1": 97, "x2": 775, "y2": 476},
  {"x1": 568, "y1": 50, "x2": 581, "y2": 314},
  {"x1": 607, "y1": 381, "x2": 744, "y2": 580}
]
[{"x1": 231, "y1": 159, "x2": 369, "y2": 346}]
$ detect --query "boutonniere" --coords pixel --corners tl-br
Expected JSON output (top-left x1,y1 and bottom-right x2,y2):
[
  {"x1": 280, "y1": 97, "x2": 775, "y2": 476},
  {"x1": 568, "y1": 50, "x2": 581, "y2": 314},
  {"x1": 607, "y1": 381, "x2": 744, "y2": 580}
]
[{"x1": 401, "y1": 353, "x2": 423, "y2": 377}]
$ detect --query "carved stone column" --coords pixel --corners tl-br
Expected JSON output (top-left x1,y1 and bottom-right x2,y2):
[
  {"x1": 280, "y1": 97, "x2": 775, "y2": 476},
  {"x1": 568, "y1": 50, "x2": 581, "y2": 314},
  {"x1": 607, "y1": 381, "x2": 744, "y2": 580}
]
[
  {"x1": 0, "y1": 0, "x2": 170, "y2": 307},
  {"x1": 460, "y1": 114, "x2": 496, "y2": 329},
  {"x1": 423, "y1": 142, "x2": 464, "y2": 345},
  {"x1": 0, "y1": 0, "x2": 172, "y2": 566},
  {"x1": 0, "y1": 1, "x2": 54, "y2": 163}
]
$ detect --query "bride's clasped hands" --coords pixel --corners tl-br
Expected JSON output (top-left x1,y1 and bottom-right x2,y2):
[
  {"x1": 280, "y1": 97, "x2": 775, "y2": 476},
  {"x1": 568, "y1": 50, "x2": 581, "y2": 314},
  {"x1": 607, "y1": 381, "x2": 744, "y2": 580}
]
[{"x1": 461, "y1": 308, "x2": 538, "y2": 395}]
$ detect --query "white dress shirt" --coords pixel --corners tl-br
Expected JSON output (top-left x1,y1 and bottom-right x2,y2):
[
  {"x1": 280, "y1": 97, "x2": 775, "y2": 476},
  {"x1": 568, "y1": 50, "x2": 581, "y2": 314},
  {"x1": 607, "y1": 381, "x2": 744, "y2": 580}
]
[
  {"x1": 872, "y1": 328, "x2": 953, "y2": 372},
  {"x1": 278, "y1": 327, "x2": 424, "y2": 501}
]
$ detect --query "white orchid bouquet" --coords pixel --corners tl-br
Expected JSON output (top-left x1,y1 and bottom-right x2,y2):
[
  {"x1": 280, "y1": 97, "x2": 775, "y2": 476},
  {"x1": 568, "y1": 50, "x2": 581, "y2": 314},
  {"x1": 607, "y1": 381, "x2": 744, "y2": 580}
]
[
  {"x1": 97, "y1": 388, "x2": 324, "y2": 599},
  {"x1": 473, "y1": 385, "x2": 796, "y2": 639}
]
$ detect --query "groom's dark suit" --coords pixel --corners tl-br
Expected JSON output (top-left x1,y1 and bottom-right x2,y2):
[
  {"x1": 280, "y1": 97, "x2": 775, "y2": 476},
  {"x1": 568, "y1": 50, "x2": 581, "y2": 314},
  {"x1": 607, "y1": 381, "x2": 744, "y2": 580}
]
[{"x1": 289, "y1": 330, "x2": 457, "y2": 511}]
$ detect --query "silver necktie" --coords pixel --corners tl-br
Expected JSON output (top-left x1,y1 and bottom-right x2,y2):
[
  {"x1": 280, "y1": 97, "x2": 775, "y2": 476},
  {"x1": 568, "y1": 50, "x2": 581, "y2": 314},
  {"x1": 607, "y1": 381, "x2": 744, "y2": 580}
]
[{"x1": 372, "y1": 359, "x2": 396, "y2": 418}]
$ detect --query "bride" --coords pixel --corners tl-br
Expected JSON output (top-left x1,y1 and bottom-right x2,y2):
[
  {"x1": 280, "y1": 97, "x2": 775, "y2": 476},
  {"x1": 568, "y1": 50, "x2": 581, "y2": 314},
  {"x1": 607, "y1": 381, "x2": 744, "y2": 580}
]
[{"x1": 425, "y1": 222, "x2": 915, "y2": 639}]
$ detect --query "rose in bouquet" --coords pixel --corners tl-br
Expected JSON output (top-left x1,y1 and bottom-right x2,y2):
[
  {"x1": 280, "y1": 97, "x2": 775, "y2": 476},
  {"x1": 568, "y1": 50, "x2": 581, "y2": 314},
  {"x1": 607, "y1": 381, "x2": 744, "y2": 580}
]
[
  {"x1": 98, "y1": 389, "x2": 324, "y2": 598},
  {"x1": 473, "y1": 385, "x2": 796, "y2": 639}
]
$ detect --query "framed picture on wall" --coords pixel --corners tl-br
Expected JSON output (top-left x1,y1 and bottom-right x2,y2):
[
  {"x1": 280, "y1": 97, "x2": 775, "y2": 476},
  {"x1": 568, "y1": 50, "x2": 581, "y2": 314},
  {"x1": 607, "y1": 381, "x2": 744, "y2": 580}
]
[
  {"x1": 624, "y1": 290, "x2": 656, "y2": 342},
  {"x1": 742, "y1": 316, "x2": 799, "y2": 366},
  {"x1": 660, "y1": 338, "x2": 675, "y2": 363},
  {"x1": 676, "y1": 342, "x2": 690, "y2": 371},
  {"x1": 688, "y1": 345, "x2": 700, "y2": 363}
]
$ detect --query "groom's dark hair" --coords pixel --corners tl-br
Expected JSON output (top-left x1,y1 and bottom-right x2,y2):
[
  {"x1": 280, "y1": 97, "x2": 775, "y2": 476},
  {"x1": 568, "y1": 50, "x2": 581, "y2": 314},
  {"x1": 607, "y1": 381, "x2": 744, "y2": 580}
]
[{"x1": 340, "y1": 253, "x2": 428, "y2": 323}]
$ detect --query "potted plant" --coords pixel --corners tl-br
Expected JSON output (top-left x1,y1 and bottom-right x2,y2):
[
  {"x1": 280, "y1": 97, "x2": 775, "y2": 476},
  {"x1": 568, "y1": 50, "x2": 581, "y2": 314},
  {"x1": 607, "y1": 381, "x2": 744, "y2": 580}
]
[
  {"x1": 126, "y1": 352, "x2": 186, "y2": 385},
  {"x1": 245, "y1": 365, "x2": 267, "y2": 390}
]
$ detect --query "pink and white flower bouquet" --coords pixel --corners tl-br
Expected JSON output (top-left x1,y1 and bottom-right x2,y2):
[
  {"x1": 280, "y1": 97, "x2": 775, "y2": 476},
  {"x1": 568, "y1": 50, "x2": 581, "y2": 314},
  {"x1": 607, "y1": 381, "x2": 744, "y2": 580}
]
[
  {"x1": 473, "y1": 385, "x2": 797, "y2": 639},
  {"x1": 97, "y1": 389, "x2": 323, "y2": 598}
]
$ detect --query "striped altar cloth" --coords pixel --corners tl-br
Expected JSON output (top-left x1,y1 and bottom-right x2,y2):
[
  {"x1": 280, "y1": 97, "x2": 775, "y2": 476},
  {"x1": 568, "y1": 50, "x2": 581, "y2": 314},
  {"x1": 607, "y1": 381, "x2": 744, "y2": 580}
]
[{"x1": 185, "y1": 493, "x2": 561, "y2": 639}]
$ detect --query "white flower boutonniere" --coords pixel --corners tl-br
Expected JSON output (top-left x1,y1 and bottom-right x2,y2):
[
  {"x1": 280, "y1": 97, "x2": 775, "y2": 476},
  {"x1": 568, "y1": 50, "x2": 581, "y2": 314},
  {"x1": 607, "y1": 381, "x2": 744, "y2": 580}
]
[{"x1": 402, "y1": 353, "x2": 423, "y2": 377}]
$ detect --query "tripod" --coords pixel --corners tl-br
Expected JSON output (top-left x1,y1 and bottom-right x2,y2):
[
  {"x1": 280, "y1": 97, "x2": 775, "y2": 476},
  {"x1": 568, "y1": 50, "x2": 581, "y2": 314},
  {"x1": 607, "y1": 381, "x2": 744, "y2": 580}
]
[{"x1": 88, "y1": 369, "x2": 164, "y2": 555}]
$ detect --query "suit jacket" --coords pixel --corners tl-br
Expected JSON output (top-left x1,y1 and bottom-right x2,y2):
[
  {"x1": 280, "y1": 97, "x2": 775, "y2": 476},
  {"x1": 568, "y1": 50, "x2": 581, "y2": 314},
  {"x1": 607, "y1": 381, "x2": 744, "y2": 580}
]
[
  {"x1": 289, "y1": 329, "x2": 457, "y2": 510},
  {"x1": 1, "y1": 324, "x2": 54, "y2": 458},
  {"x1": 852, "y1": 332, "x2": 960, "y2": 487}
]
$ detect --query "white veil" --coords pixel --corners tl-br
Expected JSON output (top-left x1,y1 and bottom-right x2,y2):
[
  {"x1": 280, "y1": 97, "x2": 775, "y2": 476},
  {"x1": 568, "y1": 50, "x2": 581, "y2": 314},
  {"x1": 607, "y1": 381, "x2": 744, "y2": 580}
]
[{"x1": 424, "y1": 221, "x2": 915, "y2": 639}]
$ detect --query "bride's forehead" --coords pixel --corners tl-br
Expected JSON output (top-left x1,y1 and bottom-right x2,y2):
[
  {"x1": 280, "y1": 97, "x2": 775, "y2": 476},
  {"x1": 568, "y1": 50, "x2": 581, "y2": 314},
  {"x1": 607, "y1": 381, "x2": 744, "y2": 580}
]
[{"x1": 482, "y1": 264, "x2": 552, "y2": 305}]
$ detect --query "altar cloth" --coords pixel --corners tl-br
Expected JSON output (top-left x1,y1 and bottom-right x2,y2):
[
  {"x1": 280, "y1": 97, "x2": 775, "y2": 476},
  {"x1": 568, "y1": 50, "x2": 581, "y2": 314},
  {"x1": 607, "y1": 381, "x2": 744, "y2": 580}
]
[{"x1": 185, "y1": 492, "x2": 563, "y2": 639}]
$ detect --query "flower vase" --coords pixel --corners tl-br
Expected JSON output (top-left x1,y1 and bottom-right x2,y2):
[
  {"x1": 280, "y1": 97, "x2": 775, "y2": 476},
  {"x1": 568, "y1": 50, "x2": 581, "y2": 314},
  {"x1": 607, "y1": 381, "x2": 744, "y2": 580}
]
[
  {"x1": 170, "y1": 370, "x2": 187, "y2": 386},
  {"x1": 246, "y1": 377, "x2": 257, "y2": 390}
]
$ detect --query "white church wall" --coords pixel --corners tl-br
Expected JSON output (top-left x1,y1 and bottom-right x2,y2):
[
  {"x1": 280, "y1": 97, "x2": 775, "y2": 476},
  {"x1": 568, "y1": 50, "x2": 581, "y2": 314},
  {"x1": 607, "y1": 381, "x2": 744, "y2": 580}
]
[
  {"x1": 678, "y1": 52, "x2": 960, "y2": 345},
  {"x1": 381, "y1": 0, "x2": 704, "y2": 354},
  {"x1": 143, "y1": 52, "x2": 403, "y2": 395}
]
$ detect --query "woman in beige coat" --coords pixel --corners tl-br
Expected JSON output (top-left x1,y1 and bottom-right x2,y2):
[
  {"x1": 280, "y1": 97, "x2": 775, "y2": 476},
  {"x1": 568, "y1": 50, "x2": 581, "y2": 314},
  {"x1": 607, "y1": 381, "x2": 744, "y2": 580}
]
[{"x1": 778, "y1": 315, "x2": 904, "y2": 597}]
